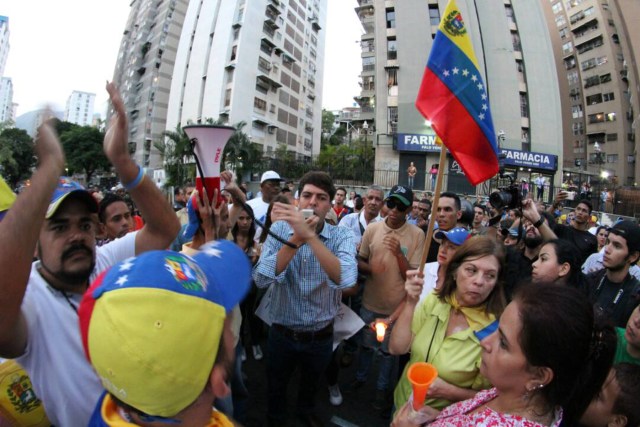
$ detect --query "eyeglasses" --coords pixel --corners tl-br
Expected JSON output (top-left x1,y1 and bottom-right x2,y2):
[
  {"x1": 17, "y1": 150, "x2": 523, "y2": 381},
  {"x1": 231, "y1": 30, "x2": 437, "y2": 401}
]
[{"x1": 386, "y1": 199, "x2": 409, "y2": 212}]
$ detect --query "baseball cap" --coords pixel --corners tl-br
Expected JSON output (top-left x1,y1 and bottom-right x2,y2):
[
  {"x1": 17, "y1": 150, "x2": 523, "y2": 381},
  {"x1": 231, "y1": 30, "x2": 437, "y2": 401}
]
[
  {"x1": 386, "y1": 185, "x2": 413, "y2": 207},
  {"x1": 46, "y1": 177, "x2": 98, "y2": 219},
  {"x1": 260, "y1": 170, "x2": 284, "y2": 184},
  {"x1": 78, "y1": 240, "x2": 251, "y2": 418},
  {"x1": 608, "y1": 220, "x2": 640, "y2": 253},
  {"x1": 434, "y1": 227, "x2": 470, "y2": 246}
]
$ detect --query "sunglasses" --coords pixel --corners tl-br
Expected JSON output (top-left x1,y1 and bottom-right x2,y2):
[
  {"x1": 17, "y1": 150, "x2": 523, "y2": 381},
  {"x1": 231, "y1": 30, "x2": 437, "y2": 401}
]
[{"x1": 386, "y1": 199, "x2": 409, "y2": 212}]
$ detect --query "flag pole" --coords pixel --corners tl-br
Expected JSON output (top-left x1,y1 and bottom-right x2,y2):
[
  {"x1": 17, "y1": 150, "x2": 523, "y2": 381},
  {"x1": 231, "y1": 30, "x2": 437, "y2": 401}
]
[{"x1": 419, "y1": 140, "x2": 447, "y2": 273}]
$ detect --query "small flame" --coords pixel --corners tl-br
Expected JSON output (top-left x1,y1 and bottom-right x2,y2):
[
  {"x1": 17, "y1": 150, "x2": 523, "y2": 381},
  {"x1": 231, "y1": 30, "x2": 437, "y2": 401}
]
[{"x1": 375, "y1": 321, "x2": 387, "y2": 342}]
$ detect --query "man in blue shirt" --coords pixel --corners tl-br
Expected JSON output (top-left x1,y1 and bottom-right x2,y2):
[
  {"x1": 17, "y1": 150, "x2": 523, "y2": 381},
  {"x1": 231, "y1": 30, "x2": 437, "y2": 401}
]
[{"x1": 254, "y1": 171, "x2": 358, "y2": 427}]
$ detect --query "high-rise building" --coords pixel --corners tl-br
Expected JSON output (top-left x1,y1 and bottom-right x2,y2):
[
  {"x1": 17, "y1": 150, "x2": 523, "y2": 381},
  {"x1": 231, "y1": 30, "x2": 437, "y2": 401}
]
[
  {"x1": 0, "y1": 77, "x2": 14, "y2": 123},
  {"x1": 545, "y1": 0, "x2": 637, "y2": 188},
  {"x1": 110, "y1": 0, "x2": 190, "y2": 169},
  {"x1": 64, "y1": 91, "x2": 95, "y2": 126},
  {"x1": 0, "y1": 16, "x2": 9, "y2": 78},
  {"x1": 354, "y1": 0, "x2": 563, "y2": 194},
  {"x1": 165, "y1": 0, "x2": 327, "y2": 162}
]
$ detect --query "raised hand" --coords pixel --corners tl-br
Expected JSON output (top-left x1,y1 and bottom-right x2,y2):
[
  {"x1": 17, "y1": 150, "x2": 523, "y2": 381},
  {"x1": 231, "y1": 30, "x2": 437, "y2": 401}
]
[
  {"x1": 103, "y1": 82, "x2": 129, "y2": 165},
  {"x1": 34, "y1": 116, "x2": 65, "y2": 174}
]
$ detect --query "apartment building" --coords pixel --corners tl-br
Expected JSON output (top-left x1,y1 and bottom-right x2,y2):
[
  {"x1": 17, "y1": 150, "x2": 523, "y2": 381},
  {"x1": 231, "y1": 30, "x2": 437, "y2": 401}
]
[
  {"x1": 546, "y1": 0, "x2": 638, "y2": 187},
  {"x1": 0, "y1": 16, "x2": 8, "y2": 78},
  {"x1": 353, "y1": 0, "x2": 563, "y2": 194},
  {"x1": 64, "y1": 91, "x2": 95, "y2": 126},
  {"x1": 0, "y1": 77, "x2": 13, "y2": 123},
  {"x1": 165, "y1": 0, "x2": 327, "y2": 161},
  {"x1": 111, "y1": 0, "x2": 189, "y2": 169}
]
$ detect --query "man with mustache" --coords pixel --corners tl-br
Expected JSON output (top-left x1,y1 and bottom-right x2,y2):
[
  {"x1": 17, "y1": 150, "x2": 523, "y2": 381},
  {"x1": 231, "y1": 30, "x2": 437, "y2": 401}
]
[{"x1": 0, "y1": 83, "x2": 180, "y2": 427}]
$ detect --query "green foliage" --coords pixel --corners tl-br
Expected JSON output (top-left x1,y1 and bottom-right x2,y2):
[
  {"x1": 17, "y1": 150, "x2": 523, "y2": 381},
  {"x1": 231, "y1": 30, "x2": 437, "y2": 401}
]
[
  {"x1": 222, "y1": 121, "x2": 264, "y2": 183},
  {"x1": 321, "y1": 109, "x2": 335, "y2": 135},
  {"x1": 59, "y1": 125, "x2": 111, "y2": 183},
  {"x1": 0, "y1": 127, "x2": 34, "y2": 187}
]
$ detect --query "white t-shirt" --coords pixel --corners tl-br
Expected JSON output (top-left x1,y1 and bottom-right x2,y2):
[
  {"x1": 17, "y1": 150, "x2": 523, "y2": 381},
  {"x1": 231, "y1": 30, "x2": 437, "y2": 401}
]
[
  {"x1": 247, "y1": 197, "x2": 269, "y2": 242},
  {"x1": 16, "y1": 232, "x2": 137, "y2": 427},
  {"x1": 339, "y1": 211, "x2": 382, "y2": 245}
]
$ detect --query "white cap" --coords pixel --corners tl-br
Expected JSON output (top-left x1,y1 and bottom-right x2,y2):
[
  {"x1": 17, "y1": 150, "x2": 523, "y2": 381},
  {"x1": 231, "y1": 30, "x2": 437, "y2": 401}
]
[{"x1": 260, "y1": 171, "x2": 283, "y2": 183}]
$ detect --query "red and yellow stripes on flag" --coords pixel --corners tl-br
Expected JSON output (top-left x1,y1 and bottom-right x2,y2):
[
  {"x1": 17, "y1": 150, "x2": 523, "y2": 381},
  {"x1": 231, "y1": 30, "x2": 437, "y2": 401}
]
[{"x1": 416, "y1": 0, "x2": 498, "y2": 186}]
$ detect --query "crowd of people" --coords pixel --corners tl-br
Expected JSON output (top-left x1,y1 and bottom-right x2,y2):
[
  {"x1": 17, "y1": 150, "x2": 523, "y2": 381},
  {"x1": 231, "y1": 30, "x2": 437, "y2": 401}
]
[{"x1": 0, "y1": 82, "x2": 639, "y2": 427}]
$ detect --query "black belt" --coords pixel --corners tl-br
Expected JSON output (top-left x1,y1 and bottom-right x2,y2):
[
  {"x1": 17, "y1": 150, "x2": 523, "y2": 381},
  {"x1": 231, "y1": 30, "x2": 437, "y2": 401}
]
[{"x1": 272, "y1": 322, "x2": 333, "y2": 342}]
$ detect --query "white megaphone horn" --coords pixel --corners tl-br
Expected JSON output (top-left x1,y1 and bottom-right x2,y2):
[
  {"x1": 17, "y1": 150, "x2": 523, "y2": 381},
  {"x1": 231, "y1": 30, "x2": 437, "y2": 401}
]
[{"x1": 182, "y1": 125, "x2": 235, "y2": 207}]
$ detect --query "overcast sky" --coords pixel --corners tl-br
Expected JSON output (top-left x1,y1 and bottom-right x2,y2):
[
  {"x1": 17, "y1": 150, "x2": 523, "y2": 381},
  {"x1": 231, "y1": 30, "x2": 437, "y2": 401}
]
[{"x1": 2, "y1": 0, "x2": 361, "y2": 118}]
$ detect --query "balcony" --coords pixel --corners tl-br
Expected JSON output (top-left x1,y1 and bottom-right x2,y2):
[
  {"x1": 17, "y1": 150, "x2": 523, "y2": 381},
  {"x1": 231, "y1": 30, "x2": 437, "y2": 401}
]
[{"x1": 309, "y1": 16, "x2": 321, "y2": 32}]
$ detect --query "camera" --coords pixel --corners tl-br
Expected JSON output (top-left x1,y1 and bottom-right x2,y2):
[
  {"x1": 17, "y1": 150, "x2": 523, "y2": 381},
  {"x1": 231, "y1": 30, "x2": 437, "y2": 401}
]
[{"x1": 489, "y1": 184, "x2": 522, "y2": 210}]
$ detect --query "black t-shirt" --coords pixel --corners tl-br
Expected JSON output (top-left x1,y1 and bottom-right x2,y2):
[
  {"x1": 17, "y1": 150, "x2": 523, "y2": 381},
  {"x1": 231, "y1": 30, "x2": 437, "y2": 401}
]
[
  {"x1": 426, "y1": 238, "x2": 440, "y2": 263},
  {"x1": 554, "y1": 224, "x2": 598, "y2": 266},
  {"x1": 584, "y1": 269, "x2": 640, "y2": 328}
]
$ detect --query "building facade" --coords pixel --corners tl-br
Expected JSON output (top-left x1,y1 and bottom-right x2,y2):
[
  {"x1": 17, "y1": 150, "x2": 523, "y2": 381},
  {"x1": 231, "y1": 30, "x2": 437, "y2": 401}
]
[
  {"x1": 0, "y1": 16, "x2": 9, "y2": 78},
  {"x1": 165, "y1": 0, "x2": 327, "y2": 161},
  {"x1": 64, "y1": 91, "x2": 96, "y2": 126},
  {"x1": 353, "y1": 0, "x2": 563, "y2": 195},
  {"x1": 0, "y1": 77, "x2": 14, "y2": 123},
  {"x1": 111, "y1": 0, "x2": 190, "y2": 169},
  {"x1": 546, "y1": 0, "x2": 638, "y2": 188}
]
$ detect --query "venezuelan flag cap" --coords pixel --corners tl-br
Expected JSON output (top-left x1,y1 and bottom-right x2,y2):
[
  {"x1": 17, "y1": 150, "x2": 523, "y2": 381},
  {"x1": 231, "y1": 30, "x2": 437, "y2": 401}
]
[
  {"x1": 46, "y1": 177, "x2": 98, "y2": 219},
  {"x1": 78, "y1": 240, "x2": 251, "y2": 418}
]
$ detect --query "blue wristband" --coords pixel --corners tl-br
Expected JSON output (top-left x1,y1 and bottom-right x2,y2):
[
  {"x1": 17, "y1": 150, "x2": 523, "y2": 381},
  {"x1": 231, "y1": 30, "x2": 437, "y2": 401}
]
[{"x1": 124, "y1": 165, "x2": 144, "y2": 191}]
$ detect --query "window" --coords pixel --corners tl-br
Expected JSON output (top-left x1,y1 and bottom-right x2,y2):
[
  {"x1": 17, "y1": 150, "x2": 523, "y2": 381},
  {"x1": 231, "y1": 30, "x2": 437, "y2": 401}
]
[
  {"x1": 429, "y1": 5, "x2": 440, "y2": 26},
  {"x1": 363, "y1": 56, "x2": 375, "y2": 71},
  {"x1": 567, "y1": 71, "x2": 579, "y2": 85},
  {"x1": 512, "y1": 32, "x2": 521, "y2": 52},
  {"x1": 562, "y1": 41, "x2": 573, "y2": 55},
  {"x1": 556, "y1": 14, "x2": 566, "y2": 27},
  {"x1": 386, "y1": 8, "x2": 395, "y2": 28},
  {"x1": 552, "y1": 2, "x2": 563, "y2": 14},
  {"x1": 224, "y1": 89, "x2": 232, "y2": 107},
  {"x1": 586, "y1": 93, "x2": 603, "y2": 105},
  {"x1": 254, "y1": 97, "x2": 267, "y2": 111},
  {"x1": 600, "y1": 73, "x2": 611, "y2": 83},
  {"x1": 581, "y1": 58, "x2": 596, "y2": 71},
  {"x1": 606, "y1": 112, "x2": 616, "y2": 122},
  {"x1": 387, "y1": 38, "x2": 397, "y2": 60},
  {"x1": 564, "y1": 56, "x2": 576, "y2": 70},
  {"x1": 588, "y1": 112, "x2": 605, "y2": 123},
  {"x1": 230, "y1": 45, "x2": 237, "y2": 61},
  {"x1": 603, "y1": 92, "x2": 615, "y2": 102},
  {"x1": 576, "y1": 36, "x2": 603, "y2": 54},
  {"x1": 362, "y1": 75, "x2": 375, "y2": 91},
  {"x1": 584, "y1": 75, "x2": 600, "y2": 88},
  {"x1": 606, "y1": 154, "x2": 618, "y2": 163},
  {"x1": 572, "y1": 122, "x2": 584, "y2": 136},
  {"x1": 559, "y1": 27, "x2": 568, "y2": 39},
  {"x1": 505, "y1": 5, "x2": 515, "y2": 25},
  {"x1": 387, "y1": 68, "x2": 398, "y2": 86},
  {"x1": 606, "y1": 133, "x2": 618, "y2": 141},
  {"x1": 388, "y1": 107, "x2": 398, "y2": 134},
  {"x1": 520, "y1": 93, "x2": 529, "y2": 118},
  {"x1": 572, "y1": 105, "x2": 583, "y2": 118}
]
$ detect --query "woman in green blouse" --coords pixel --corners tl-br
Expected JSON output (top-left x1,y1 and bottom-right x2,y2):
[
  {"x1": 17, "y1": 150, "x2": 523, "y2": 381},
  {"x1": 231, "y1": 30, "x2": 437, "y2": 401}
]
[{"x1": 390, "y1": 236, "x2": 506, "y2": 411}]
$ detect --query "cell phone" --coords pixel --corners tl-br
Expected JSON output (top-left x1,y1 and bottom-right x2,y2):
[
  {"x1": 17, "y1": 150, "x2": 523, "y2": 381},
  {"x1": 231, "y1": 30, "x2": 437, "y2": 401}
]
[{"x1": 302, "y1": 209, "x2": 314, "y2": 219}]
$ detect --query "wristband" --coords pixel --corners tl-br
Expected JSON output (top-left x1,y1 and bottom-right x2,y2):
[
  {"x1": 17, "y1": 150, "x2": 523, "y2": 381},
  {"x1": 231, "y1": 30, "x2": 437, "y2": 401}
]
[
  {"x1": 533, "y1": 216, "x2": 545, "y2": 228},
  {"x1": 123, "y1": 165, "x2": 145, "y2": 191}
]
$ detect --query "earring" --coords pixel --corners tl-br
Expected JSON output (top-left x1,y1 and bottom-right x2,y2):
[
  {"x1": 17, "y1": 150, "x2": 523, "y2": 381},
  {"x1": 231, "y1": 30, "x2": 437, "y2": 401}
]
[{"x1": 523, "y1": 383, "x2": 544, "y2": 401}]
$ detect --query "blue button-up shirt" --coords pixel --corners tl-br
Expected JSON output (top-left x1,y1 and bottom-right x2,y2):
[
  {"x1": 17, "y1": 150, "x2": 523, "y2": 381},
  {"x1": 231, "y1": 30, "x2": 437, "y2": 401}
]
[{"x1": 253, "y1": 220, "x2": 358, "y2": 331}]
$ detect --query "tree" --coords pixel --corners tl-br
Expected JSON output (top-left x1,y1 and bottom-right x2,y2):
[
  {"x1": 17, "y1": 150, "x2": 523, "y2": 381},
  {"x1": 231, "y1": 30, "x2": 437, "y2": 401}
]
[
  {"x1": 0, "y1": 127, "x2": 34, "y2": 187},
  {"x1": 222, "y1": 121, "x2": 263, "y2": 183},
  {"x1": 59, "y1": 125, "x2": 111, "y2": 183},
  {"x1": 154, "y1": 124, "x2": 195, "y2": 189}
]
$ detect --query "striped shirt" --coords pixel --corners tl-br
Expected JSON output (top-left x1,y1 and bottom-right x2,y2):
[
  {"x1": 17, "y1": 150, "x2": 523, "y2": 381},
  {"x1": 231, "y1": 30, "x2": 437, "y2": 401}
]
[{"x1": 253, "y1": 220, "x2": 358, "y2": 331}]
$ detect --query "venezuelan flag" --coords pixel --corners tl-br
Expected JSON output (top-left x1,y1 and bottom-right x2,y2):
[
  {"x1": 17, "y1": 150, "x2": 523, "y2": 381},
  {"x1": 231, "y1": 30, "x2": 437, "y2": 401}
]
[{"x1": 415, "y1": 0, "x2": 498, "y2": 186}]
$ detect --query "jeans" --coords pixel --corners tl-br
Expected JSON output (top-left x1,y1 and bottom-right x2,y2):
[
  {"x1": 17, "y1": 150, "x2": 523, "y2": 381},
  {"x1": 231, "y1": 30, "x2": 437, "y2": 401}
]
[
  {"x1": 355, "y1": 306, "x2": 398, "y2": 391},
  {"x1": 408, "y1": 176, "x2": 415, "y2": 189},
  {"x1": 266, "y1": 325, "x2": 334, "y2": 423}
]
